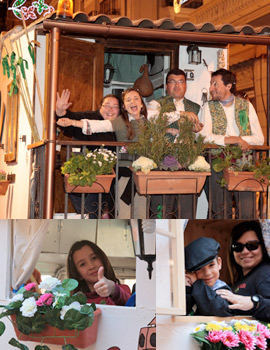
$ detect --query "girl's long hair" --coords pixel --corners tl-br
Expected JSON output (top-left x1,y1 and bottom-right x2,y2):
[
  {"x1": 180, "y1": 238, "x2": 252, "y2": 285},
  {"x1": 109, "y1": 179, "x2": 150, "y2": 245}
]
[
  {"x1": 67, "y1": 240, "x2": 119, "y2": 294},
  {"x1": 121, "y1": 88, "x2": 147, "y2": 140},
  {"x1": 228, "y1": 220, "x2": 269, "y2": 285}
]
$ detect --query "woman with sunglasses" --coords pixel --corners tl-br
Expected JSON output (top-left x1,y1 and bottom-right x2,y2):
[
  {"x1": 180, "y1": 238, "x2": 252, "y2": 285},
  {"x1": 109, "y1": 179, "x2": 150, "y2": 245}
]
[{"x1": 216, "y1": 220, "x2": 270, "y2": 321}]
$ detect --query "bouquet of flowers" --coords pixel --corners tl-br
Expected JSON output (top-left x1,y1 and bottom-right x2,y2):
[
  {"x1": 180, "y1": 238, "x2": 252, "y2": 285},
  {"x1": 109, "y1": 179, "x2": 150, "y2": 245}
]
[
  {"x1": 191, "y1": 319, "x2": 270, "y2": 350},
  {"x1": 0, "y1": 277, "x2": 96, "y2": 350},
  {"x1": 61, "y1": 148, "x2": 117, "y2": 187}
]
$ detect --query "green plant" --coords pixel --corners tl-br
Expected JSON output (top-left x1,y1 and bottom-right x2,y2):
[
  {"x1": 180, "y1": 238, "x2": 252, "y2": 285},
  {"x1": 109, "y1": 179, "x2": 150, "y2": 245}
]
[
  {"x1": 61, "y1": 148, "x2": 117, "y2": 187},
  {"x1": 128, "y1": 113, "x2": 206, "y2": 170},
  {"x1": 212, "y1": 145, "x2": 270, "y2": 187},
  {"x1": 0, "y1": 277, "x2": 96, "y2": 350}
]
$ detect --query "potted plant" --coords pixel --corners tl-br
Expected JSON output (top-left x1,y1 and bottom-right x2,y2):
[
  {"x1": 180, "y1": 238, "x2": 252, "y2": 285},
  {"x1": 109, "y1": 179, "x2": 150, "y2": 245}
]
[
  {"x1": 128, "y1": 114, "x2": 211, "y2": 195},
  {"x1": 212, "y1": 145, "x2": 270, "y2": 192},
  {"x1": 0, "y1": 277, "x2": 101, "y2": 349},
  {"x1": 191, "y1": 319, "x2": 270, "y2": 349},
  {"x1": 0, "y1": 169, "x2": 10, "y2": 195},
  {"x1": 61, "y1": 148, "x2": 117, "y2": 193}
]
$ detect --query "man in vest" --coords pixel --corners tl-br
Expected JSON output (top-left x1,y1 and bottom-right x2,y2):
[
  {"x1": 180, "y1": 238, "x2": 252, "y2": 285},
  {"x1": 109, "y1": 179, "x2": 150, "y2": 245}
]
[
  {"x1": 147, "y1": 68, "x2": 202, "y2": 218},
  {"x1": 200, "y1": 68, "x2": 264, "y2": 218}
]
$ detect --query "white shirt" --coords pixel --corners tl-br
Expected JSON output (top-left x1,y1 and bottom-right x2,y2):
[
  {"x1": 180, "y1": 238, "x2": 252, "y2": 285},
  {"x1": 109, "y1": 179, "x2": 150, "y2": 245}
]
[
  {"x1": 147, "y1": 98, "x2": 201, "y2": 123},
  {"x1": 200, "y1": 100, "x2": 264, "y2": 145}
]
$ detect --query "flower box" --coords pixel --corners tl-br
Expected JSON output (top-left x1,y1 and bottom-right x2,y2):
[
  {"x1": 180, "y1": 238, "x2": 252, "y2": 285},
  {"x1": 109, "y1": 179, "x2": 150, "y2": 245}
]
[
  {"x1": 64, "y1": 170, "x2": 115, "y2": 193},
  {"x1": 0, "y1": 180, "x2": 10, "y2": 195},
  {"x1": 11, "y1": 308, "x2": 101, "y2": 348},
  {"x1": 131, "y1": 168, "x2": 210, "y2": 195},
  {"x1": 223, "y1": 168, "x2": 268, "y2": 192}
]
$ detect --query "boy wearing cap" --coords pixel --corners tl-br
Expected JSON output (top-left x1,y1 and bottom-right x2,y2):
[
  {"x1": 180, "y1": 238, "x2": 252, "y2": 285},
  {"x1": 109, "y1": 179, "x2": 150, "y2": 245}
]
[{"x1": 185, "y1": 237, "x2": 233, "y2": 316}]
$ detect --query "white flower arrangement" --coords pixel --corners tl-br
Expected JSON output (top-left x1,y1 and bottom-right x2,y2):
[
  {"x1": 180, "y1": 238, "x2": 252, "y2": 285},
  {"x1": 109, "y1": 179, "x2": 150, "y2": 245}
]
[
  {"x1": 132, "y1": 156, "x2": 158, "y2": 174},
  {"x1": 188, "y1": 156, "x2": 211, "y2": 172}
]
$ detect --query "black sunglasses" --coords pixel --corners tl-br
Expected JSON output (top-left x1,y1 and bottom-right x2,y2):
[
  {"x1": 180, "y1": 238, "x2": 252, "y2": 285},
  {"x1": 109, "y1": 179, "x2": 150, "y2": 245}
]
[{"x1": 231, "y1": 240, "x2": 261, "y2": 253}]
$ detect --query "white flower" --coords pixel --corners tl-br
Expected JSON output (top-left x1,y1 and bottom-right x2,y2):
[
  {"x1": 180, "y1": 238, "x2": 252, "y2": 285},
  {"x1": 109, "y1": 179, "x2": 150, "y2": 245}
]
[
  {"x1": 39, "y1": 277, "x2": 61, "y2": 291},
  {"x1": 60, "y1": 301, "x2": 81, "y2": 320},
  {"x1": 98, "y1": 161, "x2": 102, "y2": 167},
  {"x1": 193, "y1": 323, "x2": 206, "y2": 333},
  {"x1": 132, "y1": 156, "x2": 157, "y2": 174},
  {"x1": 188, "y1": 156, "x2": 210, "y2": 172},
  {"x1": 20, "y1": 297, "x2": 37, "y2": 317},
  {"x1": 10, "y1": 294, "x2": 24, "y2": 302}
]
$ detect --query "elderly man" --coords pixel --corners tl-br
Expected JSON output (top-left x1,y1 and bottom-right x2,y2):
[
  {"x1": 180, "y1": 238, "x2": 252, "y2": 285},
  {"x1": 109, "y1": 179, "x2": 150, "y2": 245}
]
[
  {"x1": 200, "y1": 68, "x2": 264, "y2": 218},
  {"x1": 147, "y1": 68, "x2": 202, "y2": 218}
]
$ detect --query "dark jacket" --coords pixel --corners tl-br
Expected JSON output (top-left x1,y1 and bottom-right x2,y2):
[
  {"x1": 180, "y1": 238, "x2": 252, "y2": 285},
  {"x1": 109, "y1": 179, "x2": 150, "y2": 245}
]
[
  {"x1": 56, "y1": 109, "x2": 117, "y2": 142},
  {"x1": 186, "y1": 279, "x2": 233, "y2": 317},
  {"x1": 232, "y1": 261, "x2": 270, "y2": 321}
]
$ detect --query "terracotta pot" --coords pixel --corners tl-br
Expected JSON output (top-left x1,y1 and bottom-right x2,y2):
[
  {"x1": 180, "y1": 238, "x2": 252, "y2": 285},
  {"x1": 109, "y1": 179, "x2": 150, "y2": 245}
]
[
  {"x1": 11, "y1": 308, "x2": 101, "y2": 348},
  {"x1": 131, "y1": 168, "x2": 211, "y2": 195},
  {"x1": 0, "y1": 180, "x2": 10, "y2": 195},
  {"x1": 64, "y1": 170, "x2": 115, "y2": 193},
  {"x1": 223, "y1": 168, "x2": 268, "y2": 192}
]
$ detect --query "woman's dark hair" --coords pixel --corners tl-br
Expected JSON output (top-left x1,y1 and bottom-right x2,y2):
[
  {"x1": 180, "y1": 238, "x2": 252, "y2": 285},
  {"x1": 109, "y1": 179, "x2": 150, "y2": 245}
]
[
  {"x1": 121, "y1": 88, "x2": 147, "y2": 140},
  {"x1": 67, "y1": 240, "x2": 119, "y2": 294},
  {"x1": 100, "y1": 94, "x2": 122, "y2": 109},
  {"x1": 211, "y1": 69, "x2": 237, "y2": 94},
  {"x1": 228, "y1": 221, "x2": 269, "y2": 285}
]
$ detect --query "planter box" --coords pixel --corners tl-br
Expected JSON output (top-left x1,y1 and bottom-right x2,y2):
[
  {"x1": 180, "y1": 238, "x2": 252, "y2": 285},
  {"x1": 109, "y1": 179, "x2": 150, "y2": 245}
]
[
  {"x1": 64, "y1": 170, "x2": 115, "y2": 193},
  {"x1": 131, "y1": 168, "x2": 210, "y2": 195},
  {"x1": 11, "y1": 308, "x2": 101, "y2": 349},
  {"x1": 0, "y1": 180, "x2": 10, "y2": 195},
  {"x1": 223, "y1": 168, "x2": 268, "y2": 192}
]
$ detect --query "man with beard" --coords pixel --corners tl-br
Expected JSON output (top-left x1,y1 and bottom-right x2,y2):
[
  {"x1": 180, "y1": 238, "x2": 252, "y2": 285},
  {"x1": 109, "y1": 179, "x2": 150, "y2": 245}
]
[{"x1": 200, "y1": 68, "x2": 264, "y2": 218}]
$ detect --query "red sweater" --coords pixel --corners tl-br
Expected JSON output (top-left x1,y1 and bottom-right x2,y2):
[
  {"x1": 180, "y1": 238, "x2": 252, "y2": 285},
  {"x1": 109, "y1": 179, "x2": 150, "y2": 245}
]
[{"x1": 86, "y1": 284, "x2": 131, "y2": 306}]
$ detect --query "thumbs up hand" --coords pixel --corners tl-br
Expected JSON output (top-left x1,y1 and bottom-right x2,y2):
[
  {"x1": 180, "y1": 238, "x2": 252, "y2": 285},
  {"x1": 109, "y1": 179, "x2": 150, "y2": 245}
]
[{"x1": 94, "y1": 266, "x2": 116, "y2": 297}]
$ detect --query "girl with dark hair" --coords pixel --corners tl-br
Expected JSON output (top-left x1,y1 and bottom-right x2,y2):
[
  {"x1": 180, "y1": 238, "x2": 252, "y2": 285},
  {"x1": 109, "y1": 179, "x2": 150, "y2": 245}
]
[
  {"x1": 216, "y1": 220, "x2": 270, "y2": 321},
  {"x1": 67, "y1": 240, "x2": 131, "y2": 305},
  {"x1": 57, "y1": 88, "x2": 147, "y2": 142}
]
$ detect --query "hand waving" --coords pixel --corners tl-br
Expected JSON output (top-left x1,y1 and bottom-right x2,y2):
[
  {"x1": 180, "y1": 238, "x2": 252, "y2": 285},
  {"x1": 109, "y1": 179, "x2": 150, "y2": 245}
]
[{"x1": 56, "y1": 89, "x2": 72, "y2": 116}]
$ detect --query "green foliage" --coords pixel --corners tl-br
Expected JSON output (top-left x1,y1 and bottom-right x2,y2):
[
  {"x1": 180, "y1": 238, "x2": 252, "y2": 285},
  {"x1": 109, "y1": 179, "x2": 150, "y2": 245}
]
[
  {"x1": 9, "y1": 337, "x2": 29, "y2": 350},
  {"x1": 62, "y1": 344, "x2": 78, "y2": 350},
  {"x1": 61, "y1": 148, "x2": 117, "y2": 187},
  {"x1": 0, "y1": 321, "x2": 5, "y2": 336},
  {"x1": 212, "y1": 144, "x2": 270, "y2": 187},
  {"x1": 0, "y1": 278, "x2": 96, "y2": 349},
  {"x1": 128, "y1": 113, "x2": 205, "y2": 169}
]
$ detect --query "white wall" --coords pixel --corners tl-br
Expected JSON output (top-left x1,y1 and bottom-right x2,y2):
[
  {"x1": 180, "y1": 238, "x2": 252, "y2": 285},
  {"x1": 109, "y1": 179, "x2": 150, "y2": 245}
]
[{"x1": 0, "y1": 28, "x2": 44, "y2": 219}]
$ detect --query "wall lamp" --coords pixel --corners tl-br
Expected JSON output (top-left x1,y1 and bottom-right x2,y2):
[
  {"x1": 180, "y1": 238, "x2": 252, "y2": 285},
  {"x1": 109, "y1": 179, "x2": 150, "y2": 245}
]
[{"x1": 187, "y1": 44, "x2": 202, "y2": 65}]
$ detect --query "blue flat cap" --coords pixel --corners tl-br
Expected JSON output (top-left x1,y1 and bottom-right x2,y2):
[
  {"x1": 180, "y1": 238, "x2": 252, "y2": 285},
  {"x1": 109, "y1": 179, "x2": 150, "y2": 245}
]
[{"x1": 185, "y1": 237, "x2": 220, "y2": 272}]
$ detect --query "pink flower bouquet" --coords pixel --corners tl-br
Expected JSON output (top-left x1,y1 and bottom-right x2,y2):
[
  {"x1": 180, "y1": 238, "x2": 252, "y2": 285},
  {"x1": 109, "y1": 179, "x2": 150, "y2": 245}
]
[{"x1": 191, "y1": 319, "x2": 270, "y2": 350}]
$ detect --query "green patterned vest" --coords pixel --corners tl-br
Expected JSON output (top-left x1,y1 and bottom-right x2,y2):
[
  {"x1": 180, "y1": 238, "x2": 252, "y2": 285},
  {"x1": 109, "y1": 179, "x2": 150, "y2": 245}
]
[
  {"x1": 209, "y1": 96, "x2": 251, "y2": 135},
  {"x1": 157, "y1": 96, "x2": 200, "y2": 142}
]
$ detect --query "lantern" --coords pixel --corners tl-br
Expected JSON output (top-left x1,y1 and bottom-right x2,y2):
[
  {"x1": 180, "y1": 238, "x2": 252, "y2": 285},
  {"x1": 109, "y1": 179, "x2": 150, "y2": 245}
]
[
  {"x1": 130, "y1": 219, "x2": 156, "y2": 279},
  {"x1": 186, "y1": 44, "x2": 202, "y2": 65},
  {"x1": 56, "y1": 0, "x2": 73, "y2": 20},
  {"x1": 104, "y1": 53, "x2": 115, "y2": 86}
]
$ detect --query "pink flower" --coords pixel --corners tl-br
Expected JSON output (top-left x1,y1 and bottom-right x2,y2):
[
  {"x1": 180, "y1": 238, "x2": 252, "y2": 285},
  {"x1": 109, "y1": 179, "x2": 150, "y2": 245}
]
[
  {"x1": 257, "y1": 323, "x2": 270, "y2": 339},
  {"x1": 206, "y1": 330, "x2": 223, "y2": 343},
  {"x1": 255, "y1": 334, "x2": 267, "y2": 350},
  {"x1": 24, "y1": 283, "x2": 36, "y2": 291},
  {"x1": 238, "y1": 283, "x2": 246, "y2": 289},
  {"x1": 238, "y1": 330, "x2": 256, "y2": 350},
  {"x1": 36, "y1": 293, "x2": 54, "y2": 306},
  {"x1": 221, "y1": 331, "x2": 240, "y2": 348}
]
